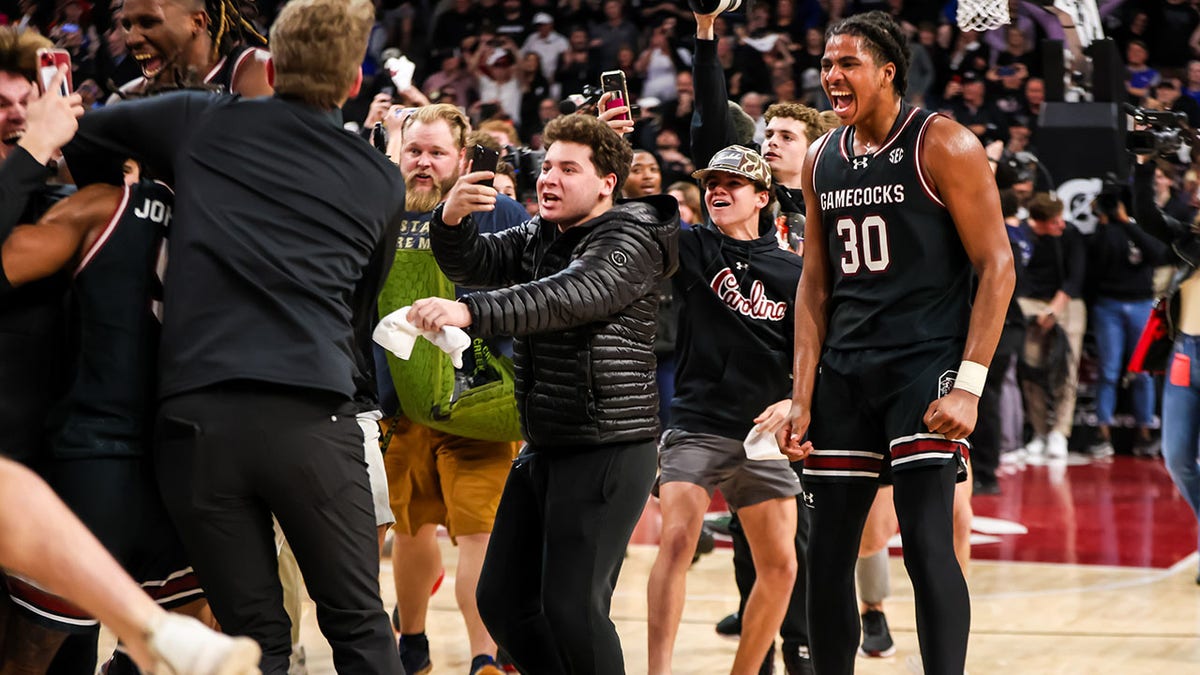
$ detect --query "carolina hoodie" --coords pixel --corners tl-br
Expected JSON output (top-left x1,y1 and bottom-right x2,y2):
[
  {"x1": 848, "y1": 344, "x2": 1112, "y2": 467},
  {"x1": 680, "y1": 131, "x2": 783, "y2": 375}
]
[{"x1": 670, "y1": 218, "x2": 803, "y2": 440}]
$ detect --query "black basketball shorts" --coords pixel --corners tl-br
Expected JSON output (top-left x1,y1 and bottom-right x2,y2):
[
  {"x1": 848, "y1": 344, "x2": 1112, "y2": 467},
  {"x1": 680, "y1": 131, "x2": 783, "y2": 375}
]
[{"x1": 803, "y1": 339, "x2": 970, "y2": 485}]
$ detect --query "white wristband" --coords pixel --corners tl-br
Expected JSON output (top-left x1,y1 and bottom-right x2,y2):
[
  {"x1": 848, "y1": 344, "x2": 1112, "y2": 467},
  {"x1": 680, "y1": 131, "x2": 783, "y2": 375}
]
[{"x1": 952, "y1": 360, "x2": 988, "y2": 397}]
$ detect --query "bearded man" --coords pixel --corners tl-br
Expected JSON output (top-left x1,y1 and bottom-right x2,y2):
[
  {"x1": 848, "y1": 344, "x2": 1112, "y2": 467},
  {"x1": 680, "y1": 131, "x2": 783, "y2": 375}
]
[{"x1": 379, "y1": 102, "x2": 527, "y2": 675}]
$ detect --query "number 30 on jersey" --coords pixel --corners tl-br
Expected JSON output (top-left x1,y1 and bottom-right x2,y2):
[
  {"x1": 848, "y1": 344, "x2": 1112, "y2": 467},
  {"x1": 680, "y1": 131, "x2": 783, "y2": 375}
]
[{"x1": 835, "y1": 215, "x2": 891, "y2": 275}]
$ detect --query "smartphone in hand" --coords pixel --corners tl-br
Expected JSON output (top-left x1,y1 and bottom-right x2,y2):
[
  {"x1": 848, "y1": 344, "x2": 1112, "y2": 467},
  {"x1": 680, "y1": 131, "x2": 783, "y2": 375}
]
[
  {"x1": 471, "y1": 144, "x2": 499, "y2": 188},
  {"x1": 36, "y1": 49, "x2": 72, "y2": 97},
  {"x1": 601, "y1": 70, "x2": 632, "y2": 123}
]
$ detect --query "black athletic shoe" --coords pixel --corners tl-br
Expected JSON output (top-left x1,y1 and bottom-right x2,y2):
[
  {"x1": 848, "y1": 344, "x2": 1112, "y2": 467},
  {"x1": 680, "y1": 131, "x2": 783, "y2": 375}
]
[
  {"x1": 715, "y1": 612, "x2": 741, "y2": 639},
  {"x1": 758, "y1": 641, "x2": 775, "y2": 675},
  {"x1": 1133, "y1": 437, "x2": 1162, "y2": 458},
  {"x1": 399, "y1": 633, "x2": 432, "y2": 675},
  {"x1": 858, "y1": 609, "x2": 896, "y2": 657},
  {"x1": 692, "y1": 524, "x2": 716, "y2": 564},
  {"x1": 973, "y1": 476, "x2": 1001, "y2": 495},
  {"x1": 781, "y1": 641, "x2": 814, "y2": 675}
]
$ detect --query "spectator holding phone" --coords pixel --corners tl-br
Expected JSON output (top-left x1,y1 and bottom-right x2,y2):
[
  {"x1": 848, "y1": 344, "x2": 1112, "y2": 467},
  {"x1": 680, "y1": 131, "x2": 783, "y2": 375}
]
[
  {"x1": 378, "y1": 103, "x2": 527, "y2": 675},
  {"x1": 410, "y1": 112, "x2": 679, "y2": 675},
  {"x1": 0, "y1": 27, "x2": 87, "y2": 671}
]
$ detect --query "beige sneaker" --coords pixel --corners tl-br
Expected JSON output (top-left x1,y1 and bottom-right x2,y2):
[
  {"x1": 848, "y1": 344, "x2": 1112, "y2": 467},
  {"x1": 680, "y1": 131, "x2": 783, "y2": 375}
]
[{"x1": 148, "y1": 614, "x2": 261, "y2": 675}]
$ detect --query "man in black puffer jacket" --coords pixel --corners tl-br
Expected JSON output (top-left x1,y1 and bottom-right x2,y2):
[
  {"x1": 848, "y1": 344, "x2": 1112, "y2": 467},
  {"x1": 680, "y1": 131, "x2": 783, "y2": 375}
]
[{"x1": 408, "y1": 112, "x2": 679, "y2": 675}]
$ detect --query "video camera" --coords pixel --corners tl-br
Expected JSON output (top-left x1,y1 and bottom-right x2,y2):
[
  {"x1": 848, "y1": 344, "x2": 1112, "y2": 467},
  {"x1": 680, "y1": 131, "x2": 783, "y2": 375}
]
[
  {"x1": 558, "y1": 85, "x2": 604, "y2": 115},
  {"x1": 504, "y1": 145, "x2": 547, "y2": 198},
  {"x1": 558, "y1": 84, "x2": 643, "y2": 119},
  {"x1": 1125, "y1": 104, "x2": 1196, "y2": 158}
]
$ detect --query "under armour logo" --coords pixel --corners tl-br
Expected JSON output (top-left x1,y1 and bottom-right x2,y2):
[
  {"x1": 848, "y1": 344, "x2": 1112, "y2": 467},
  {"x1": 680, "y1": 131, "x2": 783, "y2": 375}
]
[
  {"x1": 889, "y1": 148, "x2": 904, "y2": 164},
  {"x1": 802, "y1": 491, "x2": 815, "y2": 509},
  {"x1": 852, "y1": 156, "x2": 869, "y2": 170},
  {"x1": 735, "y1": 261, "x2": 748, "y2": 270}
]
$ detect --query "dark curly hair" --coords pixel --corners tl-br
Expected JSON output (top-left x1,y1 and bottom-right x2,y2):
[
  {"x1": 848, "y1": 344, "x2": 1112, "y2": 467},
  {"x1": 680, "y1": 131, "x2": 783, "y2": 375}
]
[
  {"x1": 543, "y1": 114, "x2": 633, "y2": 198},
  {"x1": 826, "y1": 10, "x2": 910, "y2": 97}
]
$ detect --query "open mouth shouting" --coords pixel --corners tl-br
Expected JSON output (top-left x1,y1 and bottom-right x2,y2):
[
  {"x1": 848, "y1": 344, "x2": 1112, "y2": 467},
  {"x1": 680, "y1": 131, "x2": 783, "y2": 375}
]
[
  {"x1": 710, "y1": 197, "x2": 732, "y2": 209},
  {"x1": 828, "y1": 88, "x2": 854, "y2": 116},
  {"x1": 2, "y1": 128, "x2": 23, "y2": 145},
  {"x1": 133, "y1": 51, "x2": 168, "y2": 79}
]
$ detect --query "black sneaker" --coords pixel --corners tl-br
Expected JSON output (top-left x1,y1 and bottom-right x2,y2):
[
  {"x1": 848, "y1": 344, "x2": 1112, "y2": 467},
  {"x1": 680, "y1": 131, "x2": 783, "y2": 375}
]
[
  {"x1": 399, "y1": 633, "x2": 432, "y2": 675},
  {"x1": 781, "y1": 641, "x2": 814, "y2": 675},
  {"x1": 715, "y1": 612, "x2": 741, "y2": 639},
  {"x1": 1133, "y1": 437, "x2": 1162, "y2": 458},
  {"x1": 758, "y1": 641, "x2": 775, "y2": 675},
  {"x1": 693, "y1": 524, "x2": 716, "y2": 564},
  {"x1": 858, "y1": 609, "x2": 896, "y2": 657},
  {"x1": 470, "y1": 655, "x2": 505, "y2": 675},
  {"x1": 973, "y1": 476, "x2": 1001, "y2": 495}
]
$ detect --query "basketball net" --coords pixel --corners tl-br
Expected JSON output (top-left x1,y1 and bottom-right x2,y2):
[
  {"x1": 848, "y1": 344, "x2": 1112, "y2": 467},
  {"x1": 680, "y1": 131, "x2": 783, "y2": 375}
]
[{"x1": 957, "y1": 0, "x2": 1010, "y2": 32}]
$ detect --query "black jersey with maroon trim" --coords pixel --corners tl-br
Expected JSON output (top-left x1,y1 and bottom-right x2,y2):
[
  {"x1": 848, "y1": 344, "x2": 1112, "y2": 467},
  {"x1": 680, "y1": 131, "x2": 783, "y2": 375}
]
[
  {"x1": 203, "y1": 45, "x2": 267, "y2": 93},
  {"x1": 51, "y1": 180, "x2": 173, "y2": 459},
  {"x1": 811, "y1": 102, "x2": 971, "y2": 351}
]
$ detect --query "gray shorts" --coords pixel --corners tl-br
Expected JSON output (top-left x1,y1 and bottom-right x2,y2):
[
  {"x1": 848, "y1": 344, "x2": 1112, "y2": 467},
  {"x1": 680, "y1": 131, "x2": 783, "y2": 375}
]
[{"x1": 657, "y1": 429, "x2": 801, "y2": 510}]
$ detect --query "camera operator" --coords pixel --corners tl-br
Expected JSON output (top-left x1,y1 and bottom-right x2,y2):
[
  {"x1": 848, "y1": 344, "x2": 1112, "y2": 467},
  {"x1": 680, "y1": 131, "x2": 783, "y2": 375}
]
[
  {"x1": 1088, "y1": 180, "x2": 1169, "y2": 458},
  {"x1": 1132, "y1": 150, "x2": 1200, "y2": 584}
]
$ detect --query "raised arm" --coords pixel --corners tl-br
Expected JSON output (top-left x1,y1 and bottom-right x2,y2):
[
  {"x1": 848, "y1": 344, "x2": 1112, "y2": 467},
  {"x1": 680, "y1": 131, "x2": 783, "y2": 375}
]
[
  {"x1": 691, "y1": 12, "x2": 736, "y2": 172},
  {"x1": 0, "y1": 71, "x2": 83, "y2": 240},
  {"x1": 1132, "y1": 159, "x2": 1193, "y2": 247},
  {"x1": 921, "y1": 116, "x2": 1016, "y2": 440}
]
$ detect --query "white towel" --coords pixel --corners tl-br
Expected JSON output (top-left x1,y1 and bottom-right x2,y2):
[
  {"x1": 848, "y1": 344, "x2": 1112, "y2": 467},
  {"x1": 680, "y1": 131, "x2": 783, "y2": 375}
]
[
  {"x1": 743, "y1": 426, "x2": 788, "y2": 461},
  {"x1": 373, "y1": 306, "x2": 471, "y2": 369}
]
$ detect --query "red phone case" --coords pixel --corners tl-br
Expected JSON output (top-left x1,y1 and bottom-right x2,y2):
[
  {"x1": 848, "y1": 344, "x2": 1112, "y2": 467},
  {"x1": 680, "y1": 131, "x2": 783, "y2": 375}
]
[
  {"x1": 37, "y1": 50, "x2": 72, "y2": 95},
  {"x1": 1170, "y1": 353, "x2": 1191, "y2": 388}
]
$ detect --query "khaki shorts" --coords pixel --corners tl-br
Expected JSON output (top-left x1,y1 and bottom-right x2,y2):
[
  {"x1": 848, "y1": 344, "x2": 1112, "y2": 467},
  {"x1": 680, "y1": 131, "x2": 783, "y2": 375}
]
[{"x1": 382, "y1": 416, "x2": 518, "y2": 540}]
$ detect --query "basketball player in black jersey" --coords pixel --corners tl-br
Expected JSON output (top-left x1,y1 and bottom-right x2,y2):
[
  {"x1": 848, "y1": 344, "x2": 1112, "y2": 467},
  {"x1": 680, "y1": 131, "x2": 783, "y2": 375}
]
[
  {"x1": 117, "y1": 0, "x2": 271, "y2": 96},
  {"x1": 776, "y1": 12, "x2": 1014, "y2": 675},
  {"x1": 0, "y1": 179, "x2": 220, "y2": 673}
]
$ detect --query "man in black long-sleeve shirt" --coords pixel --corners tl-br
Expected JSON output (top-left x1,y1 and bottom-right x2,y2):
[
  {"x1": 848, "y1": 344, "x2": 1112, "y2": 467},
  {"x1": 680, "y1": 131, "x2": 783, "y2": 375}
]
[
  {"x1": 1087, "y1": 190, "x2": 1169, "y2": 457},
  {"x1": 1016, "y1": 193, "x2": 1088, "y2": 460},
  {"x1": 63, "y1": 1, "x2": 405, "y2": 672}
]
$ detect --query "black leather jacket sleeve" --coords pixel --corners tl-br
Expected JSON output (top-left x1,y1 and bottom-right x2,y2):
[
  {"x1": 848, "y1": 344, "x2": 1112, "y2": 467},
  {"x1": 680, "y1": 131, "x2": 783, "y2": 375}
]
[
  {"x1": 430, "y1": 205, "x2": 535, "y2": 289},
  {"x1": 463, "y1": 224, "x2": 663, "y2": 338}
]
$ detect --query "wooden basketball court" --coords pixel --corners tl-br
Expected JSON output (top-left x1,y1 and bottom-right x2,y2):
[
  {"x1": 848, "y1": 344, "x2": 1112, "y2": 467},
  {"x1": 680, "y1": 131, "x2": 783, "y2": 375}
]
[{"x1": 292, "y1": 454, "x2": 1199, "y2": 674}]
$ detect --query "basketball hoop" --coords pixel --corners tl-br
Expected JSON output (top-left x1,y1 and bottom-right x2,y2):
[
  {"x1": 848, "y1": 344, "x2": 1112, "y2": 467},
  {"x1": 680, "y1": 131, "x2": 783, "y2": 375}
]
[{"x1": 957, "y1": 0, "x2": 1010, "y2": 32}]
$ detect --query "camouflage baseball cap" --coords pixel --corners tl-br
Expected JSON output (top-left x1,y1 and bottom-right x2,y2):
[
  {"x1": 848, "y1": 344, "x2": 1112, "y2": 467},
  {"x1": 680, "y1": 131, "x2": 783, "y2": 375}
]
[{"x1": 692, "y1": 145, "x2": 772, "y2": 190}]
